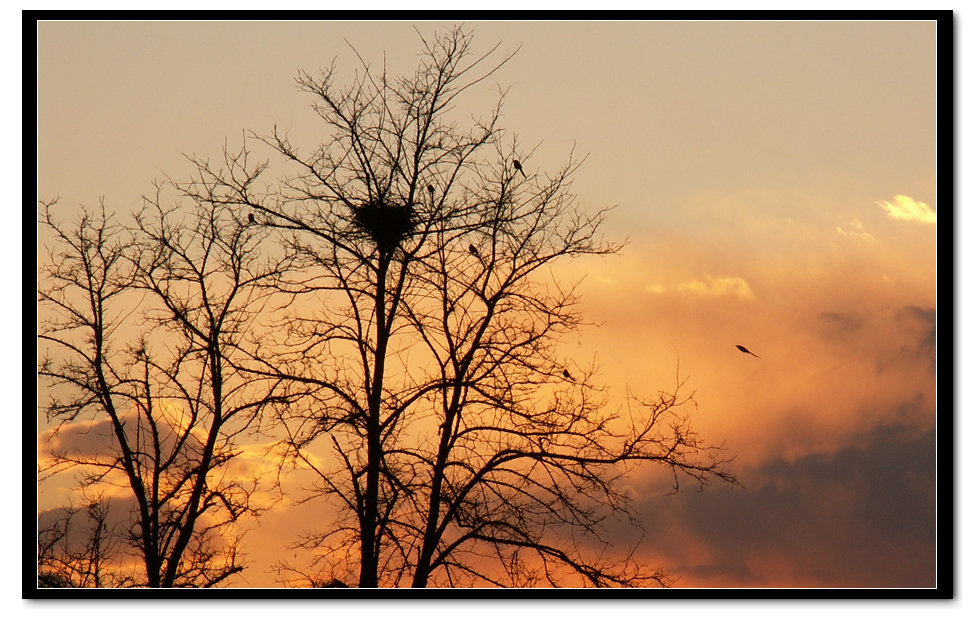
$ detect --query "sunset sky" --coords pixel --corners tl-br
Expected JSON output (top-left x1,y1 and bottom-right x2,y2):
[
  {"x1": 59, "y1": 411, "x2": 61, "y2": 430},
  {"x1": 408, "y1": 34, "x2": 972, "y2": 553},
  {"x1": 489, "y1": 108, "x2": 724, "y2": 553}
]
[{"x1": 34, "y1": 19, "x2": 941, "y2": 591}]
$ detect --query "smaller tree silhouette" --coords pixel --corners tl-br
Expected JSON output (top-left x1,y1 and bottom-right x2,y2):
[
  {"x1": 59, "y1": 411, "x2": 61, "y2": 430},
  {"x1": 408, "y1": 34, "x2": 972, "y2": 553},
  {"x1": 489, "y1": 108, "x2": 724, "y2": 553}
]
[{"x1": 38, "y1": 190, "x2": 294, "y2": 587}]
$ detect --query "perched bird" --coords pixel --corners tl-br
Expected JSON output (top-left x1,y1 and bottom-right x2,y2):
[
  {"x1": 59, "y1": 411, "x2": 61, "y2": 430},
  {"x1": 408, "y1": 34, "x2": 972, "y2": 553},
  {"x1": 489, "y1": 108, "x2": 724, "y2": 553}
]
[
  {"x1": 248, "y1": 213, "x2": 256, "y2": 225},
  {"x1": 563, "y1": 369, "x2": 574, "y2": 380},
  {"x1": 513, "y1": 159, "x2": 526, "y2": 178},
  {"x1": 736, "y1": 344, "x2": 760, "y2": 358},
  {"x1": 427, "y1": 184, "x2": 435, "y2": 195},
  {"x1": 469, "y1": 243, "x2": 480, "y2": 257}
]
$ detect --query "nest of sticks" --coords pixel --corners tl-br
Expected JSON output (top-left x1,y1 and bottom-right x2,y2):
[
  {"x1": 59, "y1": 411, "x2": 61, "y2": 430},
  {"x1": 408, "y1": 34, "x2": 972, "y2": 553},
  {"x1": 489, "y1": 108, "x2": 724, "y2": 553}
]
[{"x1": 351, "y1": 199, "x2": 416, "y2": 252}]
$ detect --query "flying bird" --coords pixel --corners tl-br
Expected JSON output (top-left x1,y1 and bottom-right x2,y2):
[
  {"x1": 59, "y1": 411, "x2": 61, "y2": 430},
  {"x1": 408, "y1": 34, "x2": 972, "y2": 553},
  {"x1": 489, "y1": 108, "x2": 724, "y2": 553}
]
[
  {"x1": 563, "y1": 369, "x2": 574, "y2": 380},
  {"x1": 248, "y1": 213, "x2": 256, "y2": 224},
  {"x1": 736, "y1": 344, "x2": 760, "y2": 358},
  {"x1": 469, "y1": 243, "x2": 480, "y2": 257},
  {"x1": 513, "y1": 159, "x2": 526, "y2": 177}
]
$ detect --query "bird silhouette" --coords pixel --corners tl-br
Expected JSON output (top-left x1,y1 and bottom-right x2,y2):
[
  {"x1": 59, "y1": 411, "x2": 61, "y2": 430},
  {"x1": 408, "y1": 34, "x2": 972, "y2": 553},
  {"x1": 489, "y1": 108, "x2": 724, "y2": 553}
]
[
  {"x1": 248, "y1": 213, "x2": 256, "y2": 224},
  {"x1": 563, "y1": 369, "x2": 574, "y2": 380},
  {"x1": 736, "y1": 345, "x2": 760, "y2": 358},
  {"x1": 469, "y1": 243, "x2": 480, "y2": 257},
  {"x1": 427, "y1": 184, "x2": 435, "y2": 195},
  {"x1": 513, "y1": 159, "x2": 526, "y2": 177}
]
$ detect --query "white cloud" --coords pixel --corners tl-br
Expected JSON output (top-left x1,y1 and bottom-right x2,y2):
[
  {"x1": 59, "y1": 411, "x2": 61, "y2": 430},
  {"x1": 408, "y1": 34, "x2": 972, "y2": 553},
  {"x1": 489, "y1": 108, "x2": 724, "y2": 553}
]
[{"x1": 877, "y1": 195, "x2": 936, "y2": 224}]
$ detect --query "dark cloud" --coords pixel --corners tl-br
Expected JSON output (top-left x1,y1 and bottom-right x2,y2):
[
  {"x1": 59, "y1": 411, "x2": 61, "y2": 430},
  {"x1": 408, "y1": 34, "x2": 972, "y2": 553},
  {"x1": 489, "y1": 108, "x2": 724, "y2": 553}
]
[
  {"x1": 629, "y1": 419, "x2": 936, "y2": 587},
  {"x1": 40, "y1": 417, "x2": 116, "y2": 459},
  {"x1": 815, "y1": 306, "x2": 935, "y2": 371},
  {"x1": 37, "y1": 495, "x2": 142, "y2": 566},
  {"x1": 41, "y1": 409, "x2": 204, "y2": 462},
  {"x1": 897, "y1": 305, "x2": 936, "y2": 373},
  {"x1": 817, "y1": 311, "x2": 864, "y2": 335},
  {"x1": 899, "y1": 305, "x2": 936, "y2": 325}
]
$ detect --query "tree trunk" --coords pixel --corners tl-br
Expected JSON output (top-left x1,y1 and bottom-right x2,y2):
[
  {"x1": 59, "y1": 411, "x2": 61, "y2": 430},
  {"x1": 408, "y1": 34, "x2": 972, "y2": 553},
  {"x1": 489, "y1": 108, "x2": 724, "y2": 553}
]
[{"x1": 359, "y1": 253, "x2": 391, "y2": 588}]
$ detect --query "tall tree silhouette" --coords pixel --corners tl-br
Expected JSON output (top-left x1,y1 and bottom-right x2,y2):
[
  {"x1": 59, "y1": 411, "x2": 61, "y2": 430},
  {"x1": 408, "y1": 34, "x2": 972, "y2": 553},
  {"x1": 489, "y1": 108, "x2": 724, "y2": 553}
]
[{"x1": 53, "y1": 26, "x2": 736, "y2": 588}]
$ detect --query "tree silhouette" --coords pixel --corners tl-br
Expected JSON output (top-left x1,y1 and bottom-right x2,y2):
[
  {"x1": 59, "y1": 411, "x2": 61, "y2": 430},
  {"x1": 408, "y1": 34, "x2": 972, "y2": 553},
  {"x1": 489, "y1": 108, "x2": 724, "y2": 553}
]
[
  {"x1": 182, "y1": 26, "x2": 736, "y2": 588},
  {"x1": 38, "y1": 191, "x2": 294, "y2": 587}
]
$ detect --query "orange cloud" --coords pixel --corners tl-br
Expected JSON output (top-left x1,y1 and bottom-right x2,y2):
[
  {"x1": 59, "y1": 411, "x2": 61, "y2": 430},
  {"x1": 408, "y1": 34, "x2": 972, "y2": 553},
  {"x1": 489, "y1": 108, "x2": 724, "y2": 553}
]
[
  {"x1": 835, "y1": 218, "x2": 877, "y2": 242},
  {"x1": 877, "y1": 194, "x2": 936, "y2": 224},
  {"x1": 676, "y1": 275, "x2": 756, "y2": 300},
  {"x1": 644, "y1": 275, "x2": 756, "y2": 301}
]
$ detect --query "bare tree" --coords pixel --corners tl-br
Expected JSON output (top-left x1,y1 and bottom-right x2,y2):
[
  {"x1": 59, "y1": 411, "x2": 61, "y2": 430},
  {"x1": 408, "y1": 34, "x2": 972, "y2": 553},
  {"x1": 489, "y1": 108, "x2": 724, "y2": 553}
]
[
  {"x1": 180, "y1": 26, "x2": 737, "y2": 588},
  {"x1": 38, "y1": 190, "x2": 292, "y2": 587}
]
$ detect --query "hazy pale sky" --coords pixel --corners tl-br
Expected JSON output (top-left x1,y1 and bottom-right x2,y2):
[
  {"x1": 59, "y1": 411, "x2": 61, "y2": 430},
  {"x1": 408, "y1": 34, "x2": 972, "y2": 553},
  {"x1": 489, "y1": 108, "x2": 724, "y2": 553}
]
[{"x1": 35, "y1": 19, "x2": 939, "y2": 589}]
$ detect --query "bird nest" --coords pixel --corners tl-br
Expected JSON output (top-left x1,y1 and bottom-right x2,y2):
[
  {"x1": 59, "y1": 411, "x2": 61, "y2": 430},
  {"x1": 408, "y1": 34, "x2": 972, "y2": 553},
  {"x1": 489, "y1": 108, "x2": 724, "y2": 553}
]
[{"x1": 351, "y1": 199, "x2": 416, "y2": 252}]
